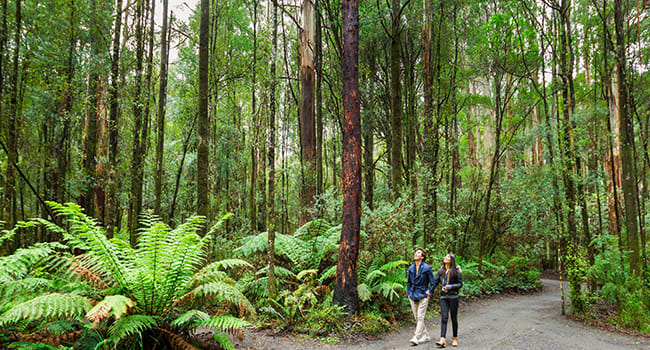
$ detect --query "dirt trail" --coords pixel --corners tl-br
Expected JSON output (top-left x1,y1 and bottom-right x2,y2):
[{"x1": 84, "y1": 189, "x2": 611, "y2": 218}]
[{"x1": 235, "y1": 279, "x2": 650, "y2": 349}]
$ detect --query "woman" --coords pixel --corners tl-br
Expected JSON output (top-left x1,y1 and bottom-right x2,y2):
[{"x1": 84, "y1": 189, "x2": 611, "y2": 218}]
[{"x1": 432, "y1": 253, "x2": 462, "y2": 348}]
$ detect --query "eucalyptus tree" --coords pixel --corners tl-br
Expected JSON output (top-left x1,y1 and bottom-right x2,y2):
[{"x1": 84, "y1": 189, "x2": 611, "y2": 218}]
[{"x1": 335, "y1": 0, "x2": 361, "y2": 313}]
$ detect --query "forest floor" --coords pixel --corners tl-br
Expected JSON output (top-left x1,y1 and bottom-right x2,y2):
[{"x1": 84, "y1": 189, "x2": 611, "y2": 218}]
[{"x1": 234, "y1": 279, "x2": 650, "y2": 350}]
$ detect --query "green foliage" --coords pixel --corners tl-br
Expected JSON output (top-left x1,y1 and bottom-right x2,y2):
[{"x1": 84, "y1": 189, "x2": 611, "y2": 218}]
[
  {"x1": 0, "y1": 203, "x2": 252, "y2": 348},
  {"x1": 566, "y1": 244, "x2": 588, "y2": 314}
]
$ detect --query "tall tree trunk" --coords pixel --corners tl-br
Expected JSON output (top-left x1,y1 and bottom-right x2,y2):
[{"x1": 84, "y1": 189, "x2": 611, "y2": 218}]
[
  {"x1": 197, "y1": 0, "x2": 210, "y2": 221},
  {"x1": 614, "y1": 0, "x2": 640, "y2": 273},
  {"x1": 249, "y1": 0, "x2": 258, "y2": 233},
  {"x1": 315, "y1": 0, "x2": 323, "y2": 197},
  {"x1": 390, "y1": 0, "x2": 403, "y2": 198},
  {"x1": 421, "y1": 0, "x2": 433, "y2": 248},
  {"x1": 334, "y1": 0, "x2": 360, "y2": 313},
  {"x1": 153, "y1": 0, "x2": 169, "y2": 216},
  {"x1": 4, "y1": 0, "x2": 21, "y2": 227},
  {"x1": 0, "y1": 0, "x2": 7, "y2": 224},
  {"x1": 106, "y1": 0, "x2": 122, "y2": 238},
  {"x1": 267, "y1": 0, "x2": 278, "y2": 300},
  {"x1": 300, "y1": 0, "x2": 316, "y2": 224},
  {"x1": 128, "y1": 0, "x2": 146, "y2": 245},
  {"x1": 559, "y1": 0, "x2": 577, "y2": 244},
  {"x1": 81, "y1": 0, "x2": 100, "y2": 218}
]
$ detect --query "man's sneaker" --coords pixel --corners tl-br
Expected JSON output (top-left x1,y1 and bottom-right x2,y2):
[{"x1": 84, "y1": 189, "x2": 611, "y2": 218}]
[
  {"x1": 418, "y1": 335, "x2": 431, "y2": 344},
  {"x1": 409, "y1": 336, "x2": 419, "y2": 346}
]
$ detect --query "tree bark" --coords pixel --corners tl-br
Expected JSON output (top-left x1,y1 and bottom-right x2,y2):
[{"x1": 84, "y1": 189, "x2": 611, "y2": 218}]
[
  {"x1": 106, "y1": 0, "x2": 122, "y2": 238},
  {"x1": 128, "y1": 0, "x2": 147, "y2": 245},
  {"x1": 334, "y1": 0, "x2": 360, "y2": 313},
  {"x1": 315, "y1": 0, "x2": 323, "y2": 197},
  {"x1": 390, "y1": 0, "x2": 403, "y2": 198},
  {"x1": 300, "y1": 0, "x2": 316, "y2": 224},
  {"x1": 197, "y1": 0, "x2": 210, "y2": 221},
  {"x1": 153, "y1": 0, "x2": 169, "y2": 216},
  {"x1": 614, "y1": 0, "x2": 640, "y2": 273},
  {"x1": 4, "y1": 0, "x2": 20, "y2": 227},
  {"x1": 267, "y1": 0, "x2": 279, "y2": 300}
]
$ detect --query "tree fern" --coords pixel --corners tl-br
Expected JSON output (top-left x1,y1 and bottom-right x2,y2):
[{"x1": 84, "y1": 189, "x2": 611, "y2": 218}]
[
  {"x1": 192, "y1": 281, "x2": 255, "y2": 316},
  {"x1": 0, "y1": 293, "x2": 92, "y2": 326},
  {"x1": 293, "y1": 219, "x2": 330, "y2": 240}
]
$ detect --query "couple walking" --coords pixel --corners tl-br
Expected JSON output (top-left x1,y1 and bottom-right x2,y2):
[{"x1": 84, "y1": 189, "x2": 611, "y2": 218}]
[{"x1": 407, "y1": 248, "x2": 462, "y2": 347}]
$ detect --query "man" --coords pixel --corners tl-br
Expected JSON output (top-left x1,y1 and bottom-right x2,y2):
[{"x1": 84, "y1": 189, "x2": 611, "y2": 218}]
[{"x1": 406, "y1": 247, "x2": 435, "y2": 345}]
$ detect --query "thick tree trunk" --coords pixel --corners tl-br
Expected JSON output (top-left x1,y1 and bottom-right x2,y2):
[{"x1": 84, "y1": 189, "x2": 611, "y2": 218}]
[
  {"x1": 300, "y1": 0, "x2": 316, "y2": 224},
  {"x1": 153, "y1": 0, "x2": 169, "y2": 216},
  {"x1": 106, "y1": 0, "x2": 122, "y2": 238},
  {"x1": 390, "y1": 0, "x2": 403, "y2": 198},
  {"x1": 197, "y1": 0, "x2": 210, "y2": 221},
  {"x1": 614, "y1": 0, "x2": 640, "y2": 273},
  {"x1": 334, "y1": 0, "x2": 360, "y2": 313}
]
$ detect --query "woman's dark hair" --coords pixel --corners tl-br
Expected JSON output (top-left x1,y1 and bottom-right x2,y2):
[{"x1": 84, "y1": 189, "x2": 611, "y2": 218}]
[
  {"x1": 439, "y1": 253, "x2": 459, "y2": 283},
  {"x1": 415, "y1": 247, "x2": 427, "y2": 262}
]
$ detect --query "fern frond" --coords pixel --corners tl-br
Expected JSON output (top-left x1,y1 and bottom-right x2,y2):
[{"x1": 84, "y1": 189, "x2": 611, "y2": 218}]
[
  {"x1": 86, "y1": 295, "x2": 136, "y2": 324},
  {"x1": 193, "y1": 281, "x2": 256, "y2": 316},
  {"x1": 357, "y1": 283, "x2": 372, "y2": 302},
  {"x1": 0, "y1": 293, "x2": 92, "y2": 326},
  {"x1": 294, "y1": 219, "x2": 330, "y2": 239},
  {"x1": 256, "y1": 266, "x2": 297, "y2": 280},
  {"x1": 0, "y1": 242, "x2": 66, "y2": 283},
  {"x1": 69, "y1": 259, "x2": 110, "y2": 290},
  {"x1": 171, "y1": 309, "x2": 210, "y2": 329},
  {"x1": 107, "y1": 314, "x2": 158, "y2": 344},
  {"x1": 366, "y1": 269, "x2": 387, "y2": 284},
  {"x1": 197, "y1": 315, "x2": 250, "y2": 332},
  {"x1": 318, "y1": 265, "x2": 337, "y2": 285},
  {"x1": 296, "y1": 269, "x2": 318, "y2": 282},
  {"x1": 0, "y1": 221, "x2": 40, "y2": 247}
]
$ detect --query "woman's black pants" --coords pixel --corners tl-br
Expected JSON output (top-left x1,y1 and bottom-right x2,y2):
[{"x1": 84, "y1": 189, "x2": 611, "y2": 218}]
[{"x1": 440, "y1": 297, "x2": 459, "y2": 338}]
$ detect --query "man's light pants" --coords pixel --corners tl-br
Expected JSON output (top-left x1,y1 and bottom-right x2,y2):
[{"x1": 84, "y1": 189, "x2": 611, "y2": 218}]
[{"x1": 409, "y1": 296, "x2": 429, "y2": 340}]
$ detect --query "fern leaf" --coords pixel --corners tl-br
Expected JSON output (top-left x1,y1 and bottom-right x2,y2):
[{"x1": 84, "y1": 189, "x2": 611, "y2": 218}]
[
  {"x1": 197, "y1": 315, "x2": 250, "y2": 332},
  {"x1": 0, "y1": 293, "x2": 92, "y2": 326},
  {"x1": 86, "y1": 295, "x2": 136, "y2": 324},
  {"x1": 0, "y1": 242, "x2": 66, "y2": 283},
  {"x1": 171, "y1": 309, "x2": 210, "y2": 328},
  {"x1": 357, "y1": 283, "x2": 372, "y2": 302},
  {"x1": 318, "y1": 265, "x2": 337, "y2": 285},
  {"x1": 107, "y1": 314, "x2": 158, "y2": 344},
  {"x1": 193, "y1": 281, "x2": 256, "y2": 316}
]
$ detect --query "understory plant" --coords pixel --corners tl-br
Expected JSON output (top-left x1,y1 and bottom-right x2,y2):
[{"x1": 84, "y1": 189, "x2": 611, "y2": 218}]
[{"x1": 0, "y1": 202, "x2": 254, "y2": 349}]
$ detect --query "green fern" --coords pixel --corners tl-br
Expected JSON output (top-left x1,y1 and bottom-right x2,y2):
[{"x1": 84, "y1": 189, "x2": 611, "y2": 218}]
[
  {"x1": 0, "y1": 293, "x2": 92, "y2": 326},
  {"x1": 214, "y1": 332, "x2": 236, "y2": 350},
  {"x1": 107, "y1": 314, "x2": 158, "y2": 345},
  {"x1": 170, "y1": 309, "x2": 210, "y2": 329},
  {"x1": 198, "y1": 315, "x2": 250, "y2": 331},
  {"x1": 86, "y1": 295, "x2": 136, "y2": 324}
]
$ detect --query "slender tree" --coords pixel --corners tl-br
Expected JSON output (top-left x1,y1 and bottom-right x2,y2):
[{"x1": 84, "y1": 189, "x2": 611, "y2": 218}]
[
  {"x1": 154, "y1": 0, "x2": 170, "y2": 216},
  {"x1": 4, "y1": 0, "x2": 20, "y2": 227},
  {"x1": 390, "y1": 0, "x2": 403, "y2": 198},
  {"x1": 300, "y1": 0, "x2": 316, "y2": 224},
  {"x1": 197, "y1": 0, "x2": 210, "y2": 221},
  {"x1": 267, "y1": 0, "x2": 279, "y2": 300},
  {"x1": 334, "y1": 0, "x2": 361, "y2": 313},
  {"x1": 106, "y1": 0, "x2": 123, "y2": 237},
  {"x1": 614, "y1": 0, "x2": 640, "y2": 273}
]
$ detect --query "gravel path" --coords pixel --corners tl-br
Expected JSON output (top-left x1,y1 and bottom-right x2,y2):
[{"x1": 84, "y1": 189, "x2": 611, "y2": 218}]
[{"x1": 235, "y1": 279, "x2": 650, "y2": 350}]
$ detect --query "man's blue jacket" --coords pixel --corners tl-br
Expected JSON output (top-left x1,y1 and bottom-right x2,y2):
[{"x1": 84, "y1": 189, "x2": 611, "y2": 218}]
[{"x1": 407, "y1": 262, "x2": 435, "y2": 301}]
